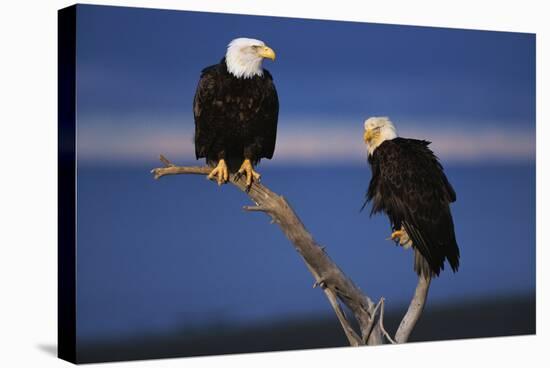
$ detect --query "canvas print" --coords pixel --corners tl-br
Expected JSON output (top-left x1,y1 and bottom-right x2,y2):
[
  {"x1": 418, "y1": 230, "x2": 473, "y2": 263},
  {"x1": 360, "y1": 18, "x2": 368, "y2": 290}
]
[{"x1": 58, "y1": 4, "x2": 536, "y2": 364}]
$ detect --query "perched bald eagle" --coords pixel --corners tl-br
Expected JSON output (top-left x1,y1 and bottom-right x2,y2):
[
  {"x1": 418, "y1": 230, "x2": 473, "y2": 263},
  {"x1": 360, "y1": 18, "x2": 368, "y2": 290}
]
[
  {"x1": 193, "y1": 38, "x2": 279, "y2": 187},
  {"x1": 363, "y1": 117, "x2": 460, "y2": 278}
]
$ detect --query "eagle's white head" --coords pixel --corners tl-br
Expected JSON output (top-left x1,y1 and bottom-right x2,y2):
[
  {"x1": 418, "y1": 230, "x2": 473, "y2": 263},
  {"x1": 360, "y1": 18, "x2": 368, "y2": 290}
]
[
  {"x1": 225, "y1": 38, "x2": 276, "y2": 79},
  {"x1": 363, "y1": 116, "x2": 398, "y2": 156}
]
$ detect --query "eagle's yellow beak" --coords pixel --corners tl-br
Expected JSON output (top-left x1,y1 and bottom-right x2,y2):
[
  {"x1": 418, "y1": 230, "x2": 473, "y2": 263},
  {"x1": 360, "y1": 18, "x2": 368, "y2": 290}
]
[
  {"x1": 364, "y1": 129, "x2": 374, "y2": 143},
  {"x1": 258, "y1": 46, "x2": 276, "y2": 60}
]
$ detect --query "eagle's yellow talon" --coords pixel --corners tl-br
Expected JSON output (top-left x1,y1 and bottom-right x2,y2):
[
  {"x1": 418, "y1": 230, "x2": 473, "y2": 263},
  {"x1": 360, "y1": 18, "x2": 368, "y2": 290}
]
[
  {"x1": 238, "y1": 159, "x2": 261, "y2": 187},
  {"x1": 389, "y1": 228, "x2": 413, "y2": 249},
  {"x1": 391, "y1": 230, "x2": 405, "y2": 241},
  {"x1": 208, "y1": 159, "x2": 229, "y2": 185}
]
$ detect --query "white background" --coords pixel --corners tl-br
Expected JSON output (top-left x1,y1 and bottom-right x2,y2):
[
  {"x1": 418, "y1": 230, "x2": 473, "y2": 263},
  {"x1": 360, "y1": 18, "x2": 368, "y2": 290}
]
[{"x1": 0, "y1": 0, "x2": 547, "y2": 367}]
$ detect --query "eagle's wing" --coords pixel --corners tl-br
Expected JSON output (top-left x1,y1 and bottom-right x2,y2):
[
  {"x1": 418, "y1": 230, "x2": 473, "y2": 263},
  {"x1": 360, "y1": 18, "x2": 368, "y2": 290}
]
[
  {"x1": 257, "y1": 70, "x2": 279, "y2": 159},
  {"x1": 193, "y1": 65, "x2": 220, "y2": 160}
]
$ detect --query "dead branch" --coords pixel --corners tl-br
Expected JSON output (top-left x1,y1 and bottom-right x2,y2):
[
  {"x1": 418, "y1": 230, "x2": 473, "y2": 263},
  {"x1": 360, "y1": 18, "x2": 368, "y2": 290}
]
[
  {"x1": 395, "y1": 275, "x2": 431, "y2": 343},
  {"x1": 151, "y1": 155, "x2": 430, "y2": 345},
  {"x1": 377, "y1": 298, "x2": 396, "y2": 344}
]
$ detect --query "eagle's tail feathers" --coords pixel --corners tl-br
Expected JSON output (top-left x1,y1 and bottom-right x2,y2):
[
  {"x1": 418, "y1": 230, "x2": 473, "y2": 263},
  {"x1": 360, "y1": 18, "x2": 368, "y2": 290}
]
[{"x1": 413, "y1": 248, "x2": 439, "y2": 278}]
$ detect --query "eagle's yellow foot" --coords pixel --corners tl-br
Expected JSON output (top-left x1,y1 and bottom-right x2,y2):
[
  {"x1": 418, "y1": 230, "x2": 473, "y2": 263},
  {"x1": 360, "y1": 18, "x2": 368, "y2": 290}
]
[
  {"x1": 388, "y1": 228, "x2": 413, "y2": 249},
  {"x1": 390, "y1": 230, "x2": 405, "y2": 241},
  {"x1": 237, "y1": 159, "x2": 261, "y2": 187},
  {"x1": 207, "y1": 159, "x2": 229, "y2": 186}
]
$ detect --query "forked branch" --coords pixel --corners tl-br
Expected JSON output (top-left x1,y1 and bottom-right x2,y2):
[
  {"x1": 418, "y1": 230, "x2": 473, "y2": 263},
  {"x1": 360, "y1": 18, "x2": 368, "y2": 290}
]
[{"x1": 151, "y1": 155, "x2": 430, "y2": 345}]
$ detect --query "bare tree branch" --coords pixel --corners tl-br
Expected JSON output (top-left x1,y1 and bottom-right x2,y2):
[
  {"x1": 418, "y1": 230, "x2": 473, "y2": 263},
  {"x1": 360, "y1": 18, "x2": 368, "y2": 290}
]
[
  {"x1": 242, "y1": 205, "x2": 268, "y2": 212},
  {"x1": 319, "y1": 283, "x2": 363, "y2": 346},
  {"x1": 151, "y1": 156, "x2": 431, "y2": 346},
  {"x1": 395, "y1": 275, "x2": 431, "y2": 343},
  {"x1": 377, "y1": 298, "x2": 396, "y2": 344}
]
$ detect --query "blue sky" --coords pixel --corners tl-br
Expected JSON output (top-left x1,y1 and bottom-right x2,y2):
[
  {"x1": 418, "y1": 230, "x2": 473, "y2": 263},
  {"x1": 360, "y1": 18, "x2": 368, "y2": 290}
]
[{"x1": 76, "y1": 4, "x2": 535, "y2": 165}]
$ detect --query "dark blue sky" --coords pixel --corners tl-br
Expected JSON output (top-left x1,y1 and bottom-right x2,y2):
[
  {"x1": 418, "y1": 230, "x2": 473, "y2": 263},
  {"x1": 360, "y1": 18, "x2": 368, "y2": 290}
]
[
  {"x1": 77, "y1": 4, "x2": 535, "y2": 123},
  {"x1": 74, "y1": 5, "x2": 536, "y2": 342}
]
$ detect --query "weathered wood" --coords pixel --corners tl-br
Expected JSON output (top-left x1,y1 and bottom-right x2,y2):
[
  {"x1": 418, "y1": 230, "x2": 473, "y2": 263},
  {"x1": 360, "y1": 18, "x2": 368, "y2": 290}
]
[
  {"x1": 395, "y1": 275, "x2": 431, "y2": 343},
  {"x1": 151, "y1": 156, "x2": 430, "y2": 345}
]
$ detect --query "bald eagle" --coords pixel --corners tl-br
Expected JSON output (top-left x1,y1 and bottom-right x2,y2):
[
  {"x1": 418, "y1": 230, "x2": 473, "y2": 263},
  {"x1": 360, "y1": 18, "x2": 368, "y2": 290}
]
[
  {"x1": 363, "y1": 117, "x2": 460, "y2": 278},
  {"x1": 193, "y1": 38, "x2": 279, "y2": 187}
]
